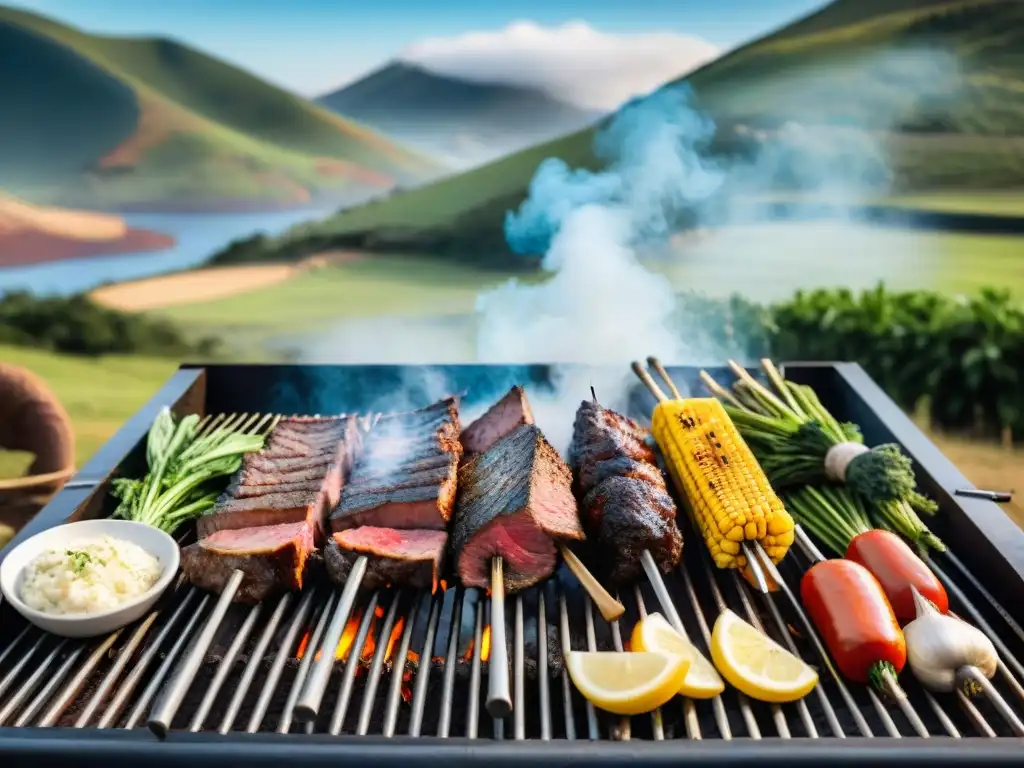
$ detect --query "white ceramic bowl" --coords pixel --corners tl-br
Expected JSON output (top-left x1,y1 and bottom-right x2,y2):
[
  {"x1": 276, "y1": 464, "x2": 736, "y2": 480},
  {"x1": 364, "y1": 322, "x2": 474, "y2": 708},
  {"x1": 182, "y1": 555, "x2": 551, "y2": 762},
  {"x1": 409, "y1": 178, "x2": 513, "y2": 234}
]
[{"x1": 0, "y1": 519, "x2": 180, "y2": 639}]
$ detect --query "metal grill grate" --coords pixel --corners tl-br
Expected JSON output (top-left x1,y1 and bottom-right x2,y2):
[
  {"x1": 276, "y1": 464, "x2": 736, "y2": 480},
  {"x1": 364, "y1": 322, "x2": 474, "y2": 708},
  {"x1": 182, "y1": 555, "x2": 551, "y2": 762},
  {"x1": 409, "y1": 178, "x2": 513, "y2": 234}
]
[{"x1": 1, "y1": 408, "x2": 1023, "y2": 743}]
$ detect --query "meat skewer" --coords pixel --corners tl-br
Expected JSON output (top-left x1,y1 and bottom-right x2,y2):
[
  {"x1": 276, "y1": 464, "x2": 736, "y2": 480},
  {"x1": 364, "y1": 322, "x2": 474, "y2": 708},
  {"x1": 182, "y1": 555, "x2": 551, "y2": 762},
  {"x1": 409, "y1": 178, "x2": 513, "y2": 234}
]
[
  {"x1": 297, "y1": 399, "x2": 461, "y2": 723},
  {"x1": 455, "y1": 387, "x2": 598, "y2": 717}
]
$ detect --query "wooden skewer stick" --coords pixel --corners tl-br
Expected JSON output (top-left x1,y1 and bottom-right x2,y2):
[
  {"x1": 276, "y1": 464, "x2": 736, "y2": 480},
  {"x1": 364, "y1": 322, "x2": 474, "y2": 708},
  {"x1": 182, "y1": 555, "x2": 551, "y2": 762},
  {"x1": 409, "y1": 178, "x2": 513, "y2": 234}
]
[
  {"x1": 631, "y1": 361, "x2": 669, "y2": 404},
  {"x1": 646, "y1": 357, "x2": 683, "y2": 399},
  {"x1": 560, "y1": 545, "x2": 625, "y2": 621}
]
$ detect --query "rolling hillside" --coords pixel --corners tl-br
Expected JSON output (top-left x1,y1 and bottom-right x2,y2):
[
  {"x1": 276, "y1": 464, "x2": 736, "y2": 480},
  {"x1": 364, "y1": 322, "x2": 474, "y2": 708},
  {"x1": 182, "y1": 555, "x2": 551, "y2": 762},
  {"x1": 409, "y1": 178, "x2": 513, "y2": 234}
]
[
  {"x1": 318, "y1": 62, "x2": 603, "y2": 169},
  {"x1": 0, "y1": 6, "x2": 441, "y2": 210},
  {"x1": 284, "y1": 0, "x2": 1024, "y2": 254},
  {"x1": 0, "y1": 191, "x2": 173, "y2": 267}
]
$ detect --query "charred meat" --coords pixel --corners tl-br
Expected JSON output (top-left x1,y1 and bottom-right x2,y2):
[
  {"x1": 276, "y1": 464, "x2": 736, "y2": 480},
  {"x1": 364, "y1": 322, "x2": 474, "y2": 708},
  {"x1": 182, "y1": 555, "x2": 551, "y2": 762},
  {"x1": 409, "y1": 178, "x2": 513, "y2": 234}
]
[
  {"x1": 460, "y1": 385, "x2": 534, "y2": 457},
  {"x1": 182, "y1": 415, "x2": 361, "y2": 600},
  {"x1": 569, "y1": 401, "x2": 683, "y2": 583},
  {"x1": 330, "y1": 397, "x2": 461, "y2": 532},
  {"x1": 453, "y1": 424, "x2": 584, "y2": 594},
  {"x1": 324, "y1": 527, "x2": 447, "y2": 593}
]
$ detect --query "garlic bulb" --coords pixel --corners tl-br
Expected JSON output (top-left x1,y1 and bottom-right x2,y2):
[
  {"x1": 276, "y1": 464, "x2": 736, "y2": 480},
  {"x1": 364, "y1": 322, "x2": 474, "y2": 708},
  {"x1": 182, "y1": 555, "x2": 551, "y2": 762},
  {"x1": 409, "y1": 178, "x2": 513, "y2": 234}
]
[{"x1": 903, "y1": 585, "x2": 998, "y2": 693}]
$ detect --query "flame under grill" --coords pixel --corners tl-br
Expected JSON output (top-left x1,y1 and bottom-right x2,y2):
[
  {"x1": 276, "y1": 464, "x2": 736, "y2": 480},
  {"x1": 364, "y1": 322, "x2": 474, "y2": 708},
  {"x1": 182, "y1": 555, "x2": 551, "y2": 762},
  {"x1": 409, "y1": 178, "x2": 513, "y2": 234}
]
[{"x1": 1, "y1": 523, "x2": 1022, "y2": 741}]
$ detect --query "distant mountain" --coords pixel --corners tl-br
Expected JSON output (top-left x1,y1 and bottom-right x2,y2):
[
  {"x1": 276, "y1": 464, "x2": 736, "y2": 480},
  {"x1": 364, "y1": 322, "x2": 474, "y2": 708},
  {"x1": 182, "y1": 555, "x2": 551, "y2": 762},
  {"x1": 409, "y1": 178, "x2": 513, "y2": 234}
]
[
  {"x1": 317, "y1": 62, "x2": 604, "y2": 169},
  {"x1": 0, "y1": 191, "x2": 173, "y2": 268},
  {"x1": 300, "y1": 0, "x2": 1024, "y2": 251},
  {"x1": 0, "y1": 7, "x2": 442, "y2": 211}
]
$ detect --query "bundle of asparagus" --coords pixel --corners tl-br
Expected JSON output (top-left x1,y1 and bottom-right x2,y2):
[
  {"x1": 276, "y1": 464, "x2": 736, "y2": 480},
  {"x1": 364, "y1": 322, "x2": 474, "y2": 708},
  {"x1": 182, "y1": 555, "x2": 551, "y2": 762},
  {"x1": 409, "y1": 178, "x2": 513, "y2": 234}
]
[{"x1": 700, "y1": 360, "x2": 944, "y2": 555}]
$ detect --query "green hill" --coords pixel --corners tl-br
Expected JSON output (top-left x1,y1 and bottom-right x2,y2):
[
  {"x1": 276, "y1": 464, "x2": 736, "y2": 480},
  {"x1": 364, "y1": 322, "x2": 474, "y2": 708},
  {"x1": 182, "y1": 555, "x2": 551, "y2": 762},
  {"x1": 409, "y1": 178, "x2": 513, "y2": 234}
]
[
  {"x1": 318, "y1": 62, "x2": 603, "y2": 169},
  {"x1": 0, "y1": 6, "x2": 442, "y2": 209},
  {"x1": 287, "y1": 0, "x2": 1024, "y2": 253}
]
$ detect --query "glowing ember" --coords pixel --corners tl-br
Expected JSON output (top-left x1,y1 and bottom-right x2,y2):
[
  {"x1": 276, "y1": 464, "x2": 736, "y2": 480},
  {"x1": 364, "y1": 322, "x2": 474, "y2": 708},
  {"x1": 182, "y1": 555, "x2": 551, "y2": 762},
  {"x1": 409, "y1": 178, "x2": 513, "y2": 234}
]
[
  {"x1": 481, "y1": 625, "x2": 492, "y2": 662},
  {"x1": 384, "y1": 618, "x2": 405, "y2": 661},
  {"x1": 295, "y1": 611, "x2": 378, "y2": 662}
]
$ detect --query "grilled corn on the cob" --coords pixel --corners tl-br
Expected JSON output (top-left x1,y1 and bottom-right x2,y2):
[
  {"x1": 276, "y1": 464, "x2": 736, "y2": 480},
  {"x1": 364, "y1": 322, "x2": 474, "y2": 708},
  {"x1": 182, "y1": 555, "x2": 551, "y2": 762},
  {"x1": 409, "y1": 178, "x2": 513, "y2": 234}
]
[{"x1": 652, "y1": 397, "x2": 794, "y2": 569}]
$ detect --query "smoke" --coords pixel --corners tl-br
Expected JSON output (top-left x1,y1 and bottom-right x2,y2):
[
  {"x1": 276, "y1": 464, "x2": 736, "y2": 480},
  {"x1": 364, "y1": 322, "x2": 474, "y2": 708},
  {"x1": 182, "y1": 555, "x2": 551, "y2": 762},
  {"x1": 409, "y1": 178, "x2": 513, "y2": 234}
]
[
  {"x1": 297, "y1": 45, "x2": 965, "y2": 454},
  {"x1": 473, "y1": 86, "x2": 729, "y2": 453}
]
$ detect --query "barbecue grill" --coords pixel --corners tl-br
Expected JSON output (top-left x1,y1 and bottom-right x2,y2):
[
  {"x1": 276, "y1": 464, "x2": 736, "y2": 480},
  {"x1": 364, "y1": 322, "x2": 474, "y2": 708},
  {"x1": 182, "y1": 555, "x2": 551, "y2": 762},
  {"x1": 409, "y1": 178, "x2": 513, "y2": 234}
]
[{"x1": 1, "y1": 362, "x2": 1022, "y2": 767}]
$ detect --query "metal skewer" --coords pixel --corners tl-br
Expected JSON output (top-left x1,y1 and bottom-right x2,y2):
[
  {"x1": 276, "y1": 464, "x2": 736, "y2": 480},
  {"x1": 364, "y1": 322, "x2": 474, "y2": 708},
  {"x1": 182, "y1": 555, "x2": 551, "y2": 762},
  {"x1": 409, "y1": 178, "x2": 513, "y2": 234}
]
[{"x1": 486, "y1": 556, "x2": 513, "y2": 719}]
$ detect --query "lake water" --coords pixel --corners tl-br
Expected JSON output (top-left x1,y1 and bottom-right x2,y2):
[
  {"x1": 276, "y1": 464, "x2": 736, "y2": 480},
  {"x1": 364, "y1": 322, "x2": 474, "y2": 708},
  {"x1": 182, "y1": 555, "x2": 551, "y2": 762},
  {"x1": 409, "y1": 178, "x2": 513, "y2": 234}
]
[{"x1": 0, "y1": 207, "x2": 334, "y2": 296}]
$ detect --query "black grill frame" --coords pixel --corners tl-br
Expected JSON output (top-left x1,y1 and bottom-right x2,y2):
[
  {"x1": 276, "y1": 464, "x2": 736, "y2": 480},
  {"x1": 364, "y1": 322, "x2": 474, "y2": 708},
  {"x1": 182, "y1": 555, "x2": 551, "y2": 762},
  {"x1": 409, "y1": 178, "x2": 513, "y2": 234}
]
[{"x1": 1, "y1": 362, "x2": 1022, "y2": 766}]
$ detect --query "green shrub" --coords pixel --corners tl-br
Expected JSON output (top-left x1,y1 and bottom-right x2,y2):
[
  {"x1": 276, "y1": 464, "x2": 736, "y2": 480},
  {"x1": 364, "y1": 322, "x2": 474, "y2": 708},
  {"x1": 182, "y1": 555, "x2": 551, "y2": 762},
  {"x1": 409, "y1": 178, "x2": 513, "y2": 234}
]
[{"x1": 0, "y1": 291, "x2": 221, "y2": 359}]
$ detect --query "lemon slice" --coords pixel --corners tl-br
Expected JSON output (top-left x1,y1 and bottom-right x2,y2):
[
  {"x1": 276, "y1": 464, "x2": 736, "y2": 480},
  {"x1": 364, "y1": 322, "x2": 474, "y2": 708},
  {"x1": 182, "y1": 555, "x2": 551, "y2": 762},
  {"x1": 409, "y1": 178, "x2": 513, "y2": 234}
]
[
  {"x1": 630, "y1": 612, "x2": 725, "y2": 699},
  {"x1": 710, "y1": 609, "x2": 818, "y2": 703},
  {"x1": 566, "y1": 651, "x2": 691, "y2": 715}
]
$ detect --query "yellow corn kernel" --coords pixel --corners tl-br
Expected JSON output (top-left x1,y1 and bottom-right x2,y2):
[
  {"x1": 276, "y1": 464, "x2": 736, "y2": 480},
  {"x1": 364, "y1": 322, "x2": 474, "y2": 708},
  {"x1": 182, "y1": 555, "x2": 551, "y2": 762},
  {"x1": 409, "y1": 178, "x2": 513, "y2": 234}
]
[{"x1": 651, "y1": 397, "x2": 794, "y2": 569}]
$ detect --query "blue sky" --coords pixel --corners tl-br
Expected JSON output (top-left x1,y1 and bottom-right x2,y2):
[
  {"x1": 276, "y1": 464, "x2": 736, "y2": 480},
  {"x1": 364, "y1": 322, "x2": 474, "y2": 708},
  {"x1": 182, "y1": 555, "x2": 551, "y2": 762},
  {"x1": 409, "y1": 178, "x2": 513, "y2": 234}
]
[{"x1": 9, "y1": 0, "x2": 829, "y2": 96}]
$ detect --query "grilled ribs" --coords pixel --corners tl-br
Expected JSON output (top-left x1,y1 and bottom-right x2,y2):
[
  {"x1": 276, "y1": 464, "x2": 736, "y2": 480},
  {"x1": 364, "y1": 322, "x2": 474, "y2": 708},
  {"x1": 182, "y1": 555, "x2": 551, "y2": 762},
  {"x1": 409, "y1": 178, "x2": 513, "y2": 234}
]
[{"x1": 569, "y1": 400, "x2": 683, "y2": 583}]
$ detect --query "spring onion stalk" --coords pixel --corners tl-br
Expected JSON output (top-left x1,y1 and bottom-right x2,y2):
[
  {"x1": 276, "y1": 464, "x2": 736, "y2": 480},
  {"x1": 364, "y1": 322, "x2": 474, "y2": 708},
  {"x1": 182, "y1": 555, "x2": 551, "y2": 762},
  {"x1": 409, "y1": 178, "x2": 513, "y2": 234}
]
[
  {"x1": 702, "y1": 360, "x2": 944, "y2": 553},
  {"x1": 110, "y1": 407, "x2": 265, "y2": 534}
]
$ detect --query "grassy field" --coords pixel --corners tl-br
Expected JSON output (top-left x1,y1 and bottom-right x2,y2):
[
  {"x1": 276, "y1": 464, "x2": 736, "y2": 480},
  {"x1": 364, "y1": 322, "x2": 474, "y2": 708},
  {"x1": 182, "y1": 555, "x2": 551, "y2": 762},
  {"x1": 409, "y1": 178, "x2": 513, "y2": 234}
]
[
  {"x1": 153, "y1": 255, "x2": 529, "y2": 333},
  {"x1": 0, "y1": 6, "x2": 439, "y2": 208},
  {"x1": 259, "y1": 0, "x2": 1024, "y2": 261},
  {"x1": 109, "y1": 225, "x2": 1024, "y2": 340},
  {"x1": 1, "y1": 343, "x2": 1019, "y2": 529}
]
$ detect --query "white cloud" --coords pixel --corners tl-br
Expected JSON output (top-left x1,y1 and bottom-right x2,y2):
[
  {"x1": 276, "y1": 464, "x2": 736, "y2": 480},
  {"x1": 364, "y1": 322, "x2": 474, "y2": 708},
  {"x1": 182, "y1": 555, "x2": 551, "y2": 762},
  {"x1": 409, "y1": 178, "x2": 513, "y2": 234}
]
[{"x1": 400, "y1": 20, "x2": 720, "y2": 111}]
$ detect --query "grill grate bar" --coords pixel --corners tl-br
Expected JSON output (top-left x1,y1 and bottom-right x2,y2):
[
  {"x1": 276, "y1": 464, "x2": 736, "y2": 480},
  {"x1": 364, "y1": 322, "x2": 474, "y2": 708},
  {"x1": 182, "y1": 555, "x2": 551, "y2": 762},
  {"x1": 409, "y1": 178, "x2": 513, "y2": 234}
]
[
  {"x1": 581, "y1": 595, "x2": 601, "y2": 740},
  {"x1": 465, "y1": 595, "x2": 484, "y2": 739},
  {"x1": 408, "y1": 591, "x2": 443, "y2": 736},
  {"x1": 627, "y1": 586, "x2": 662, "y2": 740},
  {"x1": 356, "y1": 588, "x2": 402, "y2": 735},
  {"x1": 190, "y1": 602, "x2": 262, "y2": 732},
  {"x1": 557, "y1": 590, "x2": 578, "y2": 740},
  {"x1": 126, "y1": 591, "x2": 213, "y2": 730},
  {"x1": 251, "y1": 588, "x2": 317, "y2": 733},
  {"x1": 149, "y1": 570, "x2": 243, "y2": 736},
  {"x1": 0, "y1": 631, "x2": 47, "y2": 703},
  {"x1": 383, "y1": 592, "x2": 421, "y2": 737},
  {"x1": 0, "y1": 638, "x2": 66, "y2": 724},
  {"x1": 279, "y1": 590, "x2": 333, "y2": 734},
  {"x1": 436, "y1": 588, "x2": 463, "y2": 738},
  {"x1": 219, "y1": 593, "x2": 291, "y2": 734},
  {"x1": 513, "y1": 594, "x2": 525, "y2": 740},
  {"x1": 329, "y1": 590, "x2": 380, "y2": 735},
  {"x1": 537, "y1": 589, "x2": 552, "y2": 741},
  {"x1": 14, "y1": 641, "x2": 84, "y2": 727}
]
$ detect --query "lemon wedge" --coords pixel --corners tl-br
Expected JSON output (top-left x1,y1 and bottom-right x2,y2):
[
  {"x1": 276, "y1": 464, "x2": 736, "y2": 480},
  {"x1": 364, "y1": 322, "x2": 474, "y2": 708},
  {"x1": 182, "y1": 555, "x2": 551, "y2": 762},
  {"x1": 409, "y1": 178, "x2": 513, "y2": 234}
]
[
  {"x1": 630, "y1": 612, "x2": 725, "y2": 699},
  {"x1": 710, "y1": 609, "x2": 818, "y2": 703},
  {"x1": 566, "y1": 651, "x2": 691, "y2": 715}
]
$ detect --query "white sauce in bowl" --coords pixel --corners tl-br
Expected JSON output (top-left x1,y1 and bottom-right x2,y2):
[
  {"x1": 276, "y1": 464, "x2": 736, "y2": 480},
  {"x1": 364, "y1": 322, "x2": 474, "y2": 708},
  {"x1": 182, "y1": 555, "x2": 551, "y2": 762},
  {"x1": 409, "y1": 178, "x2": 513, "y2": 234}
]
[{"x1": 19, "y1": 535, "x2": 163, "y2": 615}]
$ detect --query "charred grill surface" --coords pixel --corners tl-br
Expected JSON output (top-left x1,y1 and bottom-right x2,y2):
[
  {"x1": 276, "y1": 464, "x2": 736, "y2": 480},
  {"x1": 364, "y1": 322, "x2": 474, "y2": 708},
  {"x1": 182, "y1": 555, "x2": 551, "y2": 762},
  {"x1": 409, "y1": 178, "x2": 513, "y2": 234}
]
[
  {"x1": 453, "y1": 424, "x2": 584, "y2": 593},
  {"x1": 570, "y1": 401, "x2": 683, "y2": 583}
]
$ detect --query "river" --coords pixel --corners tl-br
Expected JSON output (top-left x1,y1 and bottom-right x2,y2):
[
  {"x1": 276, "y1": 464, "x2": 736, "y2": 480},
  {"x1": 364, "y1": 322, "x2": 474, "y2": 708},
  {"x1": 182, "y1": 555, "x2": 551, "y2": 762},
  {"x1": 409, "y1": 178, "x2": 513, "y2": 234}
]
[{"x1": 0, "y1": 207, "x2": 334, "y2": 296}]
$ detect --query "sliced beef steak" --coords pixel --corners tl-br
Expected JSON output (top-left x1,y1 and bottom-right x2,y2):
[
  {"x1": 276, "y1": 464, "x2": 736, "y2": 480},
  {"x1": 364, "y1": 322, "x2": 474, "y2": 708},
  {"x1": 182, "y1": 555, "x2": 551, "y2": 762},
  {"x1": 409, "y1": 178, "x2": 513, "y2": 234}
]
[
  {"x1": 581, "y1": 476, "x2": 682, "y2": 583},
  {"x1": 197, "y1": 415, "x2": 360, "y2": 541},
  {"x1": 453, "y1": 424, "x2": 583, "y2": 593},
  {"x1": 330, "y1": 398, "x2": 462, "y2": 533},
  {"x1": 324, "y1": 527, "x2": 447, "y2": 592},
  {"x1": 331, "y1": 471, "x2": 457, "y2": 531},
  {"x1": 180, "y1": 521, "x2": 314, "y2": 604},
  {"x1": 460, "y1": 386, "x2": 534, "y2": 457}
]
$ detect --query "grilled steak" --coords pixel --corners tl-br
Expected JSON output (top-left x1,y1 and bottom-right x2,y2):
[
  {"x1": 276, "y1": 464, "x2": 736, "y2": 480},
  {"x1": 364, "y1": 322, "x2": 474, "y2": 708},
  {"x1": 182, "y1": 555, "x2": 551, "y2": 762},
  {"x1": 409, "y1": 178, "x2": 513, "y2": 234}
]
[
  {"x1": 180, "y1": 521, "x2": 314, "y2": 604},
  {"x1": 569, "y1": 401, "x2": 683, "y2": 583},
  {"x1": 324, "y1": 527, "x2": 447, "y2": 592},
  {"x1": 453, "y1": 424, "x2": 584, "y2": 593},
  {"x1": 460, "y1": 386, "x2": 534, "y2": 457},
  {"x1": 581, "y1": 477, "x2": 682, "y2": 582},
  {"x1": 197, "y1": 415, "x2": 360, "y2": 541},
  {"x1": 331, "y1": 398, "x2": 461, "y2": 533}
]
